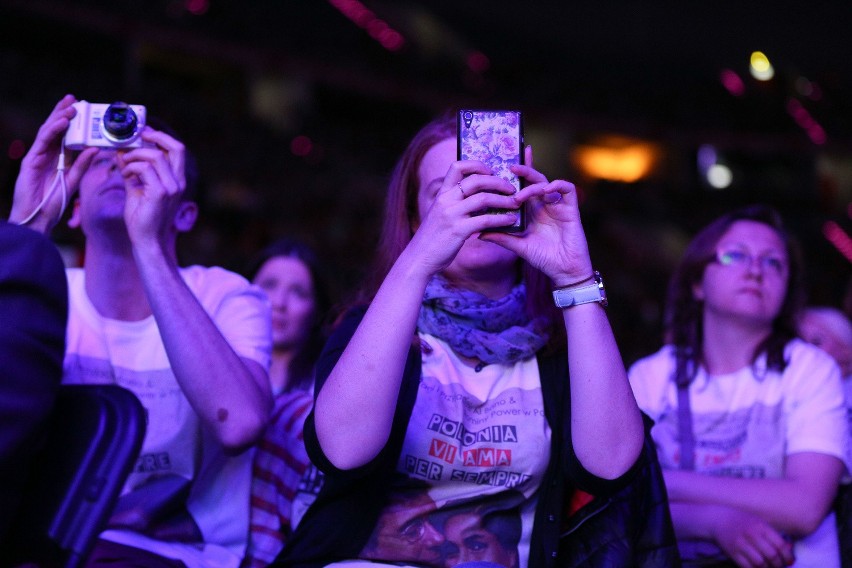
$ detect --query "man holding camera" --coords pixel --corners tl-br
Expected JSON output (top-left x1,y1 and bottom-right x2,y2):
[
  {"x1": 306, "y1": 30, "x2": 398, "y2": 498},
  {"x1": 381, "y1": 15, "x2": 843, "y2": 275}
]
[{"x1": 9, "y1": 95, "x2": 273, "y2": 567}]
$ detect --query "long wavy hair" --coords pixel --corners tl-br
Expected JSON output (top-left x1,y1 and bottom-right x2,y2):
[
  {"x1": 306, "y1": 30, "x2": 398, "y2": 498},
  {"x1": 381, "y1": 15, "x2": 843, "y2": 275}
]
[
  {"x1": 665, "y1": 204, "x2": 805, "y2": 386},
  {"x1": 246, "y1": 237, "x2": 331, "y2": 393},
  {"x1": 359, "y1": 112, "x2": 565, "y2": 352}
]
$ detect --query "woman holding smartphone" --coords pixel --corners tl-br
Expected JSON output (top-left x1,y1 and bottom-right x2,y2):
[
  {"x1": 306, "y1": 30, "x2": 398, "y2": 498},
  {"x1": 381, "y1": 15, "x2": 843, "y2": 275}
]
[{"x1": 272, "y1": 113, "x2": 676, "y2": 568}]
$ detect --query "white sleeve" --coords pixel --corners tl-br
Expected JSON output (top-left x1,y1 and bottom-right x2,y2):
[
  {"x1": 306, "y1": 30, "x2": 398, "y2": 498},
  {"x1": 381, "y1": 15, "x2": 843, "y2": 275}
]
[{"x1": 785, "y1": 341, "x2": 849, "y2": 471}]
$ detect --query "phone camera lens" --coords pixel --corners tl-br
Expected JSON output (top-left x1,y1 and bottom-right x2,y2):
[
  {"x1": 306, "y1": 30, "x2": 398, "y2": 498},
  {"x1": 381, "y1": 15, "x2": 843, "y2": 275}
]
[
  {"x1": 103, "y1": 102, "x2": 138, "y2": 141},
  {"x1": 463, "y1": 111, "x2": 473, "y2": 120}
]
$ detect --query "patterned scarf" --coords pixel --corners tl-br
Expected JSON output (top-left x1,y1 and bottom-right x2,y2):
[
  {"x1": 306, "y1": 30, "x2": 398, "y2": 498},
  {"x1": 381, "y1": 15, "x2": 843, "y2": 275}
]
[{"x1": 417, "y1": 274, "x2": 549, "y2": 365}]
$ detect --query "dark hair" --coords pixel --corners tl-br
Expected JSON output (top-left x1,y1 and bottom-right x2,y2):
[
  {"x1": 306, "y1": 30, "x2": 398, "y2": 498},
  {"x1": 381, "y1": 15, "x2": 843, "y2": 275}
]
[
  {"x1": 430, "y1": 490, "x2": 524, "y2": 567},
  {"x1": 246, "y1": 237, "x2": 331, "y2": 393},
  {"x1": 666, "y1": 204, "x2": 804, "y2": 386},
  {"x1": 360, "y1": 112, "x2": 565, "y2": 351}
]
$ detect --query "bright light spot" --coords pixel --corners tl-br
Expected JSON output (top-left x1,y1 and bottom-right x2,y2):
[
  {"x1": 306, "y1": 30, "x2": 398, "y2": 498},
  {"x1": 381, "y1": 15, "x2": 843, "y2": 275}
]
[
  {"x1": 290, "y1": 135, "x2": 313, "y2": 157},
  {"x1": 7, "y1": 139, "x2": 26, "y2": 160},
  {"x1": 573, "y1": 140, "x2": 659, "y2": 183},
  {"x1": 719, "y1": 69, "x2": 745, "y2": 96},
  {"x1": 706, "y1": 164, "x2": 733, "y2": 189},
  {"x1": 749, "y1": 51, "x2": 774, "y2": 81}
]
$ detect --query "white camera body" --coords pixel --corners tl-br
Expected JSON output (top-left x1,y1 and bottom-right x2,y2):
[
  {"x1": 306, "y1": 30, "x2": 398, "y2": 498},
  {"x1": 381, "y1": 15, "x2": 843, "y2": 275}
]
[{"x1": 64, "y1": 101, "x2": 147, "y2": 150}]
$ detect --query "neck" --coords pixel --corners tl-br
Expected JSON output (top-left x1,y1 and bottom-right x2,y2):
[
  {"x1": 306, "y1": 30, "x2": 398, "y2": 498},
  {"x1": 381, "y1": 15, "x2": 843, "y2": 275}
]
[
  {"x1": 444, "y1": 270, "x2": 516, "y2": 300},
  {"x1": 701, "y1": 310, "x2": 772, "y2": 375},
  {"x1": 81, "y1": 234, "x2": 159, "y2": 321},
  {"x1": 269, "y1": 348, "x2": 295, "y2": 394}
]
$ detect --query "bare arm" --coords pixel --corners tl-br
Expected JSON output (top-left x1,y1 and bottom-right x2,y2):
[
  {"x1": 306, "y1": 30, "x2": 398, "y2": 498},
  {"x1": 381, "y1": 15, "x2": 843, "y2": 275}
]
[
  {"x1": 669, "y1": 502, "x2": 794, "y2": 568},
  {"x1": 121, "y1": 129, "x2": 271, "y2": 453},
  {"x1": 483, "y1": 151, "x2": 643, "y2": 478},
  {"x1": 314, "y1": 160, "x2": 519, "y2": 470},
  {"x1": 665, "y1": 452, "x2": 844, "y2": 536},
  {"x1": 314, "y1": 246, "x2": 431, "y2": 470},
  {"x1": 9, "y1": 95, "x2": 97, "y2": 231},
  {"x1": 562, "y1": 301, "x2": 644, "y2": 478},
  {"x1": 134, "y1": 245, "x2": 271, "y2": 453}
]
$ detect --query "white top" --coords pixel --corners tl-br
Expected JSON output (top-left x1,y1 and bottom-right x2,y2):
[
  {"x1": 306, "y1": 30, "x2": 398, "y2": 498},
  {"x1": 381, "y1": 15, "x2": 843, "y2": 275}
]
[
  {"x1": 63, "y1": 265, "x2": 272, "y2": 568},
  {"x1": 629, "y1": 340, "x2": 849, "y2": 567}
]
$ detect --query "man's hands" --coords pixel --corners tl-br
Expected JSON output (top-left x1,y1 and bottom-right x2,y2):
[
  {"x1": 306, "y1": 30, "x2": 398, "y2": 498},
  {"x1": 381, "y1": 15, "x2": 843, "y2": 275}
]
[{"x1": 10, "y1": 95, "x2": 97, "y2": 233}]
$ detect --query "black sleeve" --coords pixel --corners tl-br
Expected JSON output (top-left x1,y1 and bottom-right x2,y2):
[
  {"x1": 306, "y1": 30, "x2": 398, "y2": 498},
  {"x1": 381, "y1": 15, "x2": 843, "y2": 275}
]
[{"x1": 0, "y1": 223, "x2": 68, "y2": 541}]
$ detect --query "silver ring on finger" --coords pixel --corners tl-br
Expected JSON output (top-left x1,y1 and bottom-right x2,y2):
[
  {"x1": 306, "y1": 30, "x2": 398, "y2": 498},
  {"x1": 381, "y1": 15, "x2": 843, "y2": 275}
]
[{"x1": 458, "y1": 181, "x2": 467, "y2": 198}]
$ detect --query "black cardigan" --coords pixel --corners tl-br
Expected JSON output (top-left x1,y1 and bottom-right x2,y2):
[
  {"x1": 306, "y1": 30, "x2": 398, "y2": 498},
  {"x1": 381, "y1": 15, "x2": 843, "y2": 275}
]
[{"x1": 272, "y1": 307, "x2": 679, "y2": 567}]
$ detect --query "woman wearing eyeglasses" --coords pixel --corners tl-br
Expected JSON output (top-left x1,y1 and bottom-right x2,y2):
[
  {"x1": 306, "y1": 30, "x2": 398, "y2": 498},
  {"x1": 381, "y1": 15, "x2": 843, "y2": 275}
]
[{"x1": 629, "y1": 204, "x2": 849, "y2": 567}]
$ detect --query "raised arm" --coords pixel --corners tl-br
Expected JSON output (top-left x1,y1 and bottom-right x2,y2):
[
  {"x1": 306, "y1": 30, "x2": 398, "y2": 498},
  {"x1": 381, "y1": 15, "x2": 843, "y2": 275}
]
[
  {"x1": 120, "y1": 128, "x2": 272, "y2": 454},
  {"x1": 9, "y1": 95, "x2": 97, "y2": 232},
  {"x1": 314, "y1": 159, "x2": 519, "y2": 470},
  {"x1": 482, "y1": 149, "x2": 644, "y2": 479}
]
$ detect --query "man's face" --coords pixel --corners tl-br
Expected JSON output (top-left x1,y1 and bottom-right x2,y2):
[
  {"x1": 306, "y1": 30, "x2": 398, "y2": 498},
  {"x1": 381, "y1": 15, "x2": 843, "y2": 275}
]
[
  {"x1": 363, "y1": 493, "x2": 444, "y2": 563},
  {"x1": 73, "y1": 149, "x2": 129, "y2": 231}
]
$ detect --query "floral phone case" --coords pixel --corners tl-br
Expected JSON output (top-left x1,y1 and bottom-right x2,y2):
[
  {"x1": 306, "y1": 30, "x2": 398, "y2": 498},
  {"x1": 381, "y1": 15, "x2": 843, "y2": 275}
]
[{"x1": 457, "y1": 109, "x2": 525, "y2": 232}]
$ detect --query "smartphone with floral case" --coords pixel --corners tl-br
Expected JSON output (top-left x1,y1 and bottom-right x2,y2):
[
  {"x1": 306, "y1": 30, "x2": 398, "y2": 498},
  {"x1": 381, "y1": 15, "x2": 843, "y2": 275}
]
[{"x1": 457, "y1": 109, "x2": 525, "y2": 232}]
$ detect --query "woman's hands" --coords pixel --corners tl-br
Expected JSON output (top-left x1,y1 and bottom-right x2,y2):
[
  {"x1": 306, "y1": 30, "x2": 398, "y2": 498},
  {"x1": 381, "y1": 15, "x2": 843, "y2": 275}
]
[
  {"x1": 712, "y1": 508, "x2": 794, "y2": 568},
  {"x1": 410, "y1": 143, "x2": 594, "y2": 287},
  {"x1": 10, "y1": 94, "x2": 97, "y2": 232},
  {"x1": 479, "y1": 146, "x2": 594, "y2": 286},
  {"x1": 406, "y1": 155, "x2": 519, "y2": 278}
]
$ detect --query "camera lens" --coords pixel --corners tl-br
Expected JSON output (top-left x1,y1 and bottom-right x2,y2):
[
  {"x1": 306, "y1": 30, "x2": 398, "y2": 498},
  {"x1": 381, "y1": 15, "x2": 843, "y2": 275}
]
[
  {"x1": 102, "y1": 102, "x2": 138, "y2": 141},
  {"x1": 464, "y1": 111, "x2": 473, "y2": 120}
]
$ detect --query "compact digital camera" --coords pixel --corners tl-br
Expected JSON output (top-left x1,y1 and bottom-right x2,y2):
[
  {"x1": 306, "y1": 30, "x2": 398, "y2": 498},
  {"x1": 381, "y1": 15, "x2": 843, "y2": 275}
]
[{"x1": 64, "y1": 101, "x2": 147, "y2": 150}]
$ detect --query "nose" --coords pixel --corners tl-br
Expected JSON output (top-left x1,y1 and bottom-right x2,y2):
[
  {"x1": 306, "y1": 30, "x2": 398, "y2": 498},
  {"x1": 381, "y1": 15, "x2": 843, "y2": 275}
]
[
  {"x1": 269, "y1": 287, "x2": 289, "y2": 309},
  {"x1": 745, "y1": 256, "x2": 765, "y2": 278},
  {"x1": 422, "y1": 522, "x2": 444, "y2": 547}
]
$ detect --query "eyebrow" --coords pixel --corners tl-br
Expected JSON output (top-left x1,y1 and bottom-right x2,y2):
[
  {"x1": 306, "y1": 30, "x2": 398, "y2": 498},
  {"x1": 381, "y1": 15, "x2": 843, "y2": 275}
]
[{"x1": 719, "y1": 241, "x2": 786, "y2": 255}]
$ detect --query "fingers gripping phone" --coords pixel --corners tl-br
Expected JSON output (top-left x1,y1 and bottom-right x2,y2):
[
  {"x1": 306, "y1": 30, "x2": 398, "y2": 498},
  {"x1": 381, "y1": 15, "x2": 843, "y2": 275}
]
[{"x1": 457, "y1": 109, "x2": 525, "y2": 232}]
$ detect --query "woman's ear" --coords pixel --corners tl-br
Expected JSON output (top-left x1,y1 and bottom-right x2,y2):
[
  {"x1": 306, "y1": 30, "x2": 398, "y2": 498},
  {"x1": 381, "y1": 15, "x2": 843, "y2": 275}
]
[{"x1": 174, "y1": 201, "x2": 198, "y2": 233}]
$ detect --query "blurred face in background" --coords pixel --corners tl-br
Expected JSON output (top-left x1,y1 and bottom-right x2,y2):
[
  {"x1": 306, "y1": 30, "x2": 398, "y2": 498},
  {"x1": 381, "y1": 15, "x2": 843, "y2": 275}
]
[
  {"x1": 798, "y1": 311, "x2": 852, "y2": 377},
  {"x1": 693, "y1": 220, "x2": 789, "y2": 330},
  {"x1": 253, "y1": 255, "x2": 317, "y2": 353}
]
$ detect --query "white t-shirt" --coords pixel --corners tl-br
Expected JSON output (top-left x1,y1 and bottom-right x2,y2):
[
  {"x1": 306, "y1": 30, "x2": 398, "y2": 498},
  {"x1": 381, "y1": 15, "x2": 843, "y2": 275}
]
[
  {"x1": 63, "y1": 266, "x2": 272, "y2": 568},
  {"x1": 337, "y1": 334, "x2": 550, "y2": 568},
  {"x1": 629, "y1": 340, "x2": 849, "y2": 567}
]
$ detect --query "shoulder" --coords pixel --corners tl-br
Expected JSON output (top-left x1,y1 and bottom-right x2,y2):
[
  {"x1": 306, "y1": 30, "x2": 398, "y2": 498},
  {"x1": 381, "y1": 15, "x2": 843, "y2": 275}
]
[
  {"x1": 781, "y1": 338, "x2": 843, "y2": 389},
  {"x1": 628, "y1": 345, "x2": 675, "y2": 381},
  {"x1": 179, "y1": 265, "x2": 266, "y2": 306},
  {"x1": 784, "y1": 337, "x2": 840, "y2": 369},
  {"x1": 0, "y1": 223, "x2": 65, "y2": 279},
  {"x1": 179, "y1": 264, "x2": 251, "y2": 289},
  {"x1": 627, "y1": 346, "x2": 676, "y2": 414}
]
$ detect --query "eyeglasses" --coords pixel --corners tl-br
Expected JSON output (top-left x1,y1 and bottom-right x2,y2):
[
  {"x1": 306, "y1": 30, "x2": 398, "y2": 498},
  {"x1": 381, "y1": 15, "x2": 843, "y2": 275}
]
[{"x1": 714, "y1": 248, "x2": 788, "y2": 276}]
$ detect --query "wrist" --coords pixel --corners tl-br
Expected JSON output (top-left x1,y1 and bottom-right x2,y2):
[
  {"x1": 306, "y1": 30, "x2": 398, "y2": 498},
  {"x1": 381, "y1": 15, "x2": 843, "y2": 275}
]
[{"x1": 552, "y1": 270, "x2": 607, "y2": 309}]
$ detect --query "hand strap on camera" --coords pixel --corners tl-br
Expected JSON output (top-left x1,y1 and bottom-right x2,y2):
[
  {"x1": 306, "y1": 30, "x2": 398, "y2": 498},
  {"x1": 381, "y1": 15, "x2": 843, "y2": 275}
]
[{"x1": 18, "y1": 139, "x2": 69, "y2": 227}]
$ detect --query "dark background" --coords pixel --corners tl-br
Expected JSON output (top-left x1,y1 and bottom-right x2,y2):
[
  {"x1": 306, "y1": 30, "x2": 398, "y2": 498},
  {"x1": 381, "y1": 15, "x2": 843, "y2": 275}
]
[{"x1": 2, "y1": 0, "x2": 850, "y2": 365}]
